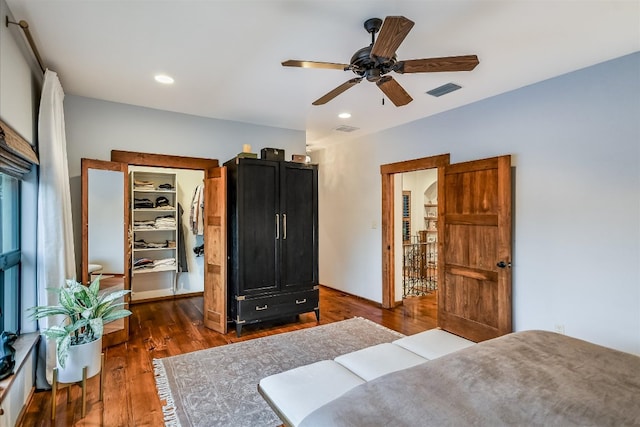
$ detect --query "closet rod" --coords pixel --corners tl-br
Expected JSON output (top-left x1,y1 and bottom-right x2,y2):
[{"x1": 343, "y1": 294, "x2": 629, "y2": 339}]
[{"x1": 5, "y1": 17, "x2": 45, "y2": 73}]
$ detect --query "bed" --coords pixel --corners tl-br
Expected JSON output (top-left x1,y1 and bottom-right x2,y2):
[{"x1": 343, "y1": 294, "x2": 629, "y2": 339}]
[{"x1": 260, "y1": 330, "x2": 640, "y2": 427}]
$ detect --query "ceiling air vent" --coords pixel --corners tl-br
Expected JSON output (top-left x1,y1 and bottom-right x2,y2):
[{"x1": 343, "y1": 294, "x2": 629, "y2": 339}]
[
  {"x1": 426, "y1": 83, "x2": 462, "y2": 97},
  {"x1": 335, "y1": 125, "x2": 359, "y2": 133}
]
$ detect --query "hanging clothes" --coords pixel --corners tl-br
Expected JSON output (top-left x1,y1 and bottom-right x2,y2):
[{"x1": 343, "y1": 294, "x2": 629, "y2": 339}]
[
  {"x1": 190, "y1": 183, "x2": 205, "y2": 235},
  {"x1": 177, "y1": 203, "x2": 188, "y2": 272}
]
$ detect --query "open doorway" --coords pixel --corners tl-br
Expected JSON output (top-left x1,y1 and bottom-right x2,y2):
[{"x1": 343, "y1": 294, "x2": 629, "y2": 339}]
[
  {"x1": 380, "y1": 154, "x2": 449, "y2": 309},
  {"x1": 400, "y1": 169, "x2": 438, "y2": 299}
]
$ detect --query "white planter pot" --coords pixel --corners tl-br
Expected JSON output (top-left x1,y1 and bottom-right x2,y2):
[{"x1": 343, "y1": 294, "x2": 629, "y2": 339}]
[{"x1": 56, "y1": 337, "x2": 102, "y2": 383}]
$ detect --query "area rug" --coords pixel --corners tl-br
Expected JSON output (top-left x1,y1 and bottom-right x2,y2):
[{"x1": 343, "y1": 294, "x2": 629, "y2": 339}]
[{"x1": 153, "y1": 317, "x2": 405, "y2": 427}]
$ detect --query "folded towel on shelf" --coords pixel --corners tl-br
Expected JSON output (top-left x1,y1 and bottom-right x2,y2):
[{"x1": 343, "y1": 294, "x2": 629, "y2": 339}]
[
  {"x1": 155, "y1": 216, "x2": 176, "y2": 228},
  {"x1": 133, "y1": 258, "x2": 154, "y2": 269},
  {"x1": 134, "y1": 239, "x2": 148, "y2": 248},
  {"x1": 134, "y1": 219, "x2": 156, "y2": 230},
  {"x1": 134, "y1": 180, "x2": 154, "y2": 189},
  {"x1": 147, "y1": 241, "x2": 168, "y2": 248},
  {"x1": 153, "y1": 258, "x2": 176, "y2": 267}
]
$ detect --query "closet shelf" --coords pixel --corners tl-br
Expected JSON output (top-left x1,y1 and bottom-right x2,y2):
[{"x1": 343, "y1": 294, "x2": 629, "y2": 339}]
[
  {"x1": 133, "y1": 247, "x2": 176, "y2": 252},
  {"x1": 132, "y1": 208, "x2": 176, "y2": 212},
  {"x1": 133, "y1": 188, "x2": 176, "y2": 193},
  {"x1": 132, "y1": 227, "x2": 176, "y2": 232},
  {"x1": 132, "y1": 264, "x2": 177, "y2": 275}
]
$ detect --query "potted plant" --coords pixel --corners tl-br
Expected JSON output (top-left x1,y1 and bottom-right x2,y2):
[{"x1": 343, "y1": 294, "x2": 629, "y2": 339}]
[{"x1": 29, "y1": 276, "x2": 132, "y2": 383}]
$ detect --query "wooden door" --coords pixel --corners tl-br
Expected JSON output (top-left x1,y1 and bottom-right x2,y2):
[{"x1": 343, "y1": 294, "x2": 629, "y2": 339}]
[
  {"x1": 280, "y1": 162, "x2": 318, "y2": 291},
  {"x1": 203, "y1": 167, "x2": 227, "y2": 333},
  {"x1": 438, "y1": 155, "x2": 512, "y2": 342},
  {"x1": 237, "y1": 159, "x2": 280, "y2": 294}
]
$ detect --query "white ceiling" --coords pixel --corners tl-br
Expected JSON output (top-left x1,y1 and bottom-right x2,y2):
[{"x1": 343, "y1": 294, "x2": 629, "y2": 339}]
[{"x1": 5, "y1": 1, "x2": 639, "y2": 151}]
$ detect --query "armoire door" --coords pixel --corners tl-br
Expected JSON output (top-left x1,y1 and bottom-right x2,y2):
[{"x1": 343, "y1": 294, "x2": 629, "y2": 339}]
[
  {"x1": 280, "y1": 162, "x2": 318, "y2": 291},
  {"x1": 438, "y1": 155, "x2": 512, "y2": 342},
  {"x1": 238, "y1": 159, "x2": 279, "y2": 294}
]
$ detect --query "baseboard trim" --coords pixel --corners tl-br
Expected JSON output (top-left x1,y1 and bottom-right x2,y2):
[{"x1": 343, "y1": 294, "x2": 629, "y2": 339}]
[
  {"x1": 319, "y1": 284, "x2": 387, "y2": 309},
  {"x1": 130, "y1": 291, "x2": 204, "y2": 305}
]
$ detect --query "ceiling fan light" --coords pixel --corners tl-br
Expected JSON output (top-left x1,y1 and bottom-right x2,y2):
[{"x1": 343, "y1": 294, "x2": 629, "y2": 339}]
[{"x1": 338, "y1": 112, "x2": 351, "y2": 119}]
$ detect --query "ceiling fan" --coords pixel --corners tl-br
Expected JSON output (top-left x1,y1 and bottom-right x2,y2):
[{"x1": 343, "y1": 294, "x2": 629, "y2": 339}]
[{"x1": 282, "y1": 16, "x2": 479, "y2": 107}]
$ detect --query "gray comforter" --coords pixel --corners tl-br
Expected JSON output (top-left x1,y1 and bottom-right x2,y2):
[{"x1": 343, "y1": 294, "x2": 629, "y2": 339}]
[{"x1": 299, "y1": 330, "x2": 640, "y2": 426}]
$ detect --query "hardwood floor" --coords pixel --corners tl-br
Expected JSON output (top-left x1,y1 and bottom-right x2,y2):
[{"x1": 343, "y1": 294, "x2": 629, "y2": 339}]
[{"x1": 20, "y1": 286, "x2": 437, "y2": 426}]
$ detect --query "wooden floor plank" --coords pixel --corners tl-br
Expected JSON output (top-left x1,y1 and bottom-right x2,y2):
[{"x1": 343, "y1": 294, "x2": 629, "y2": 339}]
[{"x1": 19, "y1": 286, "x2": 437, "y2": 426}]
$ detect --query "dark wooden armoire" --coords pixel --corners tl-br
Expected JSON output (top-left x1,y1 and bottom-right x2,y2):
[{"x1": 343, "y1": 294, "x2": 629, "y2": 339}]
[{"x1": 224, "y1": 157, "x2": 319, "y2": 336}]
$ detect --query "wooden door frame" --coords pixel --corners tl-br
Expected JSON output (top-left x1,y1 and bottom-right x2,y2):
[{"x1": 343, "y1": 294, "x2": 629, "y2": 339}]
[
  {"x1": 380, "y1": 154, "x2": 450, "y2": 308},
  {"x1": 111, "y1": 150, "x2": 219, "y2": 171}
]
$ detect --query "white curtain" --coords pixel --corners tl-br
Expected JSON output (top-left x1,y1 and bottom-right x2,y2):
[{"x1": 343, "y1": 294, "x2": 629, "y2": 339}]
[{"x1": 35, "y1": 70, "x2": 76, "y2": 388}]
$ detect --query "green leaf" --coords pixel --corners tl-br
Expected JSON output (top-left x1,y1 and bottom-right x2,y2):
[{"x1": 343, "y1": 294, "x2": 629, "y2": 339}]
[
  {"x1": 102, "y1": 309, "x2": 132, "y2": 324},
  {"x1": 40, "y1": 325, "x2": 68, "y2": 340},
  {"x1": 89, "y1": 276, "x2": 101, "y2": 296},
  {"x1": 89, "y1": 318, "x2": 103, "y2": 339},
  {"x1": 57, "y1": 334, "x2": 71, "y2": 368},
  {"x1": 29, "y1": 306, "x2": 70, "y2": 319},
  {"x1": 99, "y1": 289, "x2": 131, "y2": 304}
]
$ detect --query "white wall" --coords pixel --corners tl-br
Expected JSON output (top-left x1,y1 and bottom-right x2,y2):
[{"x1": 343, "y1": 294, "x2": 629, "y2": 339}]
[
  {"x1": 394, "y1": 174, "x2": 402, "y2": 302},
  {"x1": 315, "y1": 52, "x2": 640, "y2": 355},
  {"x1": 64, "y1": 95, "x2": 306, "y2": 179},
  {"x1": 0, "y1": 2, "x2": 38, "y2": 143}
]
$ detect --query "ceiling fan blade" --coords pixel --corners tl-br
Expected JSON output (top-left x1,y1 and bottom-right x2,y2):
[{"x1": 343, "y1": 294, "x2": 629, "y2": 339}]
[
  {"x1": 312, "y1": 78, "x2": 363, "y2": 105},
  {"x1": 376, "y1": 76, "x2": 413, "y2": 106},
  {"x1": 397, "y1": 55, "x2": 480, "y2": 73},
  {"x1": 370, "y1": 16, "x2": 415, "y2": 61},
  {"x1": 282, "y1": 60, "x2": 350, "y2": 71}
]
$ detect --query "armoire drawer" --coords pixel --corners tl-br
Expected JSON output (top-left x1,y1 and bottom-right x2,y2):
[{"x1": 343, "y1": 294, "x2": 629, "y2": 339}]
[{"x1": 236, "y1": 288, "x2": 319, "y2": 323}]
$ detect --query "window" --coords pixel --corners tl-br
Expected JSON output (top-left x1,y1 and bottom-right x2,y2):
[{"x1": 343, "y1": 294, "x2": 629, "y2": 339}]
[
  {"x1": 0, "y1": 173, "x2": 21, "y2": 333},
  {"x1": 402, "y1": 191, "x2": 411, "y2": 243}
]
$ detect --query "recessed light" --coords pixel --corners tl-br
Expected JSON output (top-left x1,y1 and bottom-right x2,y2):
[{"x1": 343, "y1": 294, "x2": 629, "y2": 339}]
[
  {"x1": 338, "y1": 112, "x2": 351, "y2": 119},
  {"x1": 154, "y1": 74, "x2": 174, "y2": 84}
]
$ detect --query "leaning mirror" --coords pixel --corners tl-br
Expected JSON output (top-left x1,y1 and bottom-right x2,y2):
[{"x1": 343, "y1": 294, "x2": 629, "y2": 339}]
[{"x1": 81, "y1": 158, "x2": 130, "y2": 347}]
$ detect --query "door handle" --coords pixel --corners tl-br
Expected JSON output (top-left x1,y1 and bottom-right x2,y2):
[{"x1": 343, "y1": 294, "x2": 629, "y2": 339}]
[
  {"x1": 275, "y1": 214, "x2": 279, "y2": 239},
  {"x1": 283, "y1": 214, "x2": 287, "y2": 240},
  {"x1": 496, "y1": 261, "x2": 511, "y2": 269}
]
